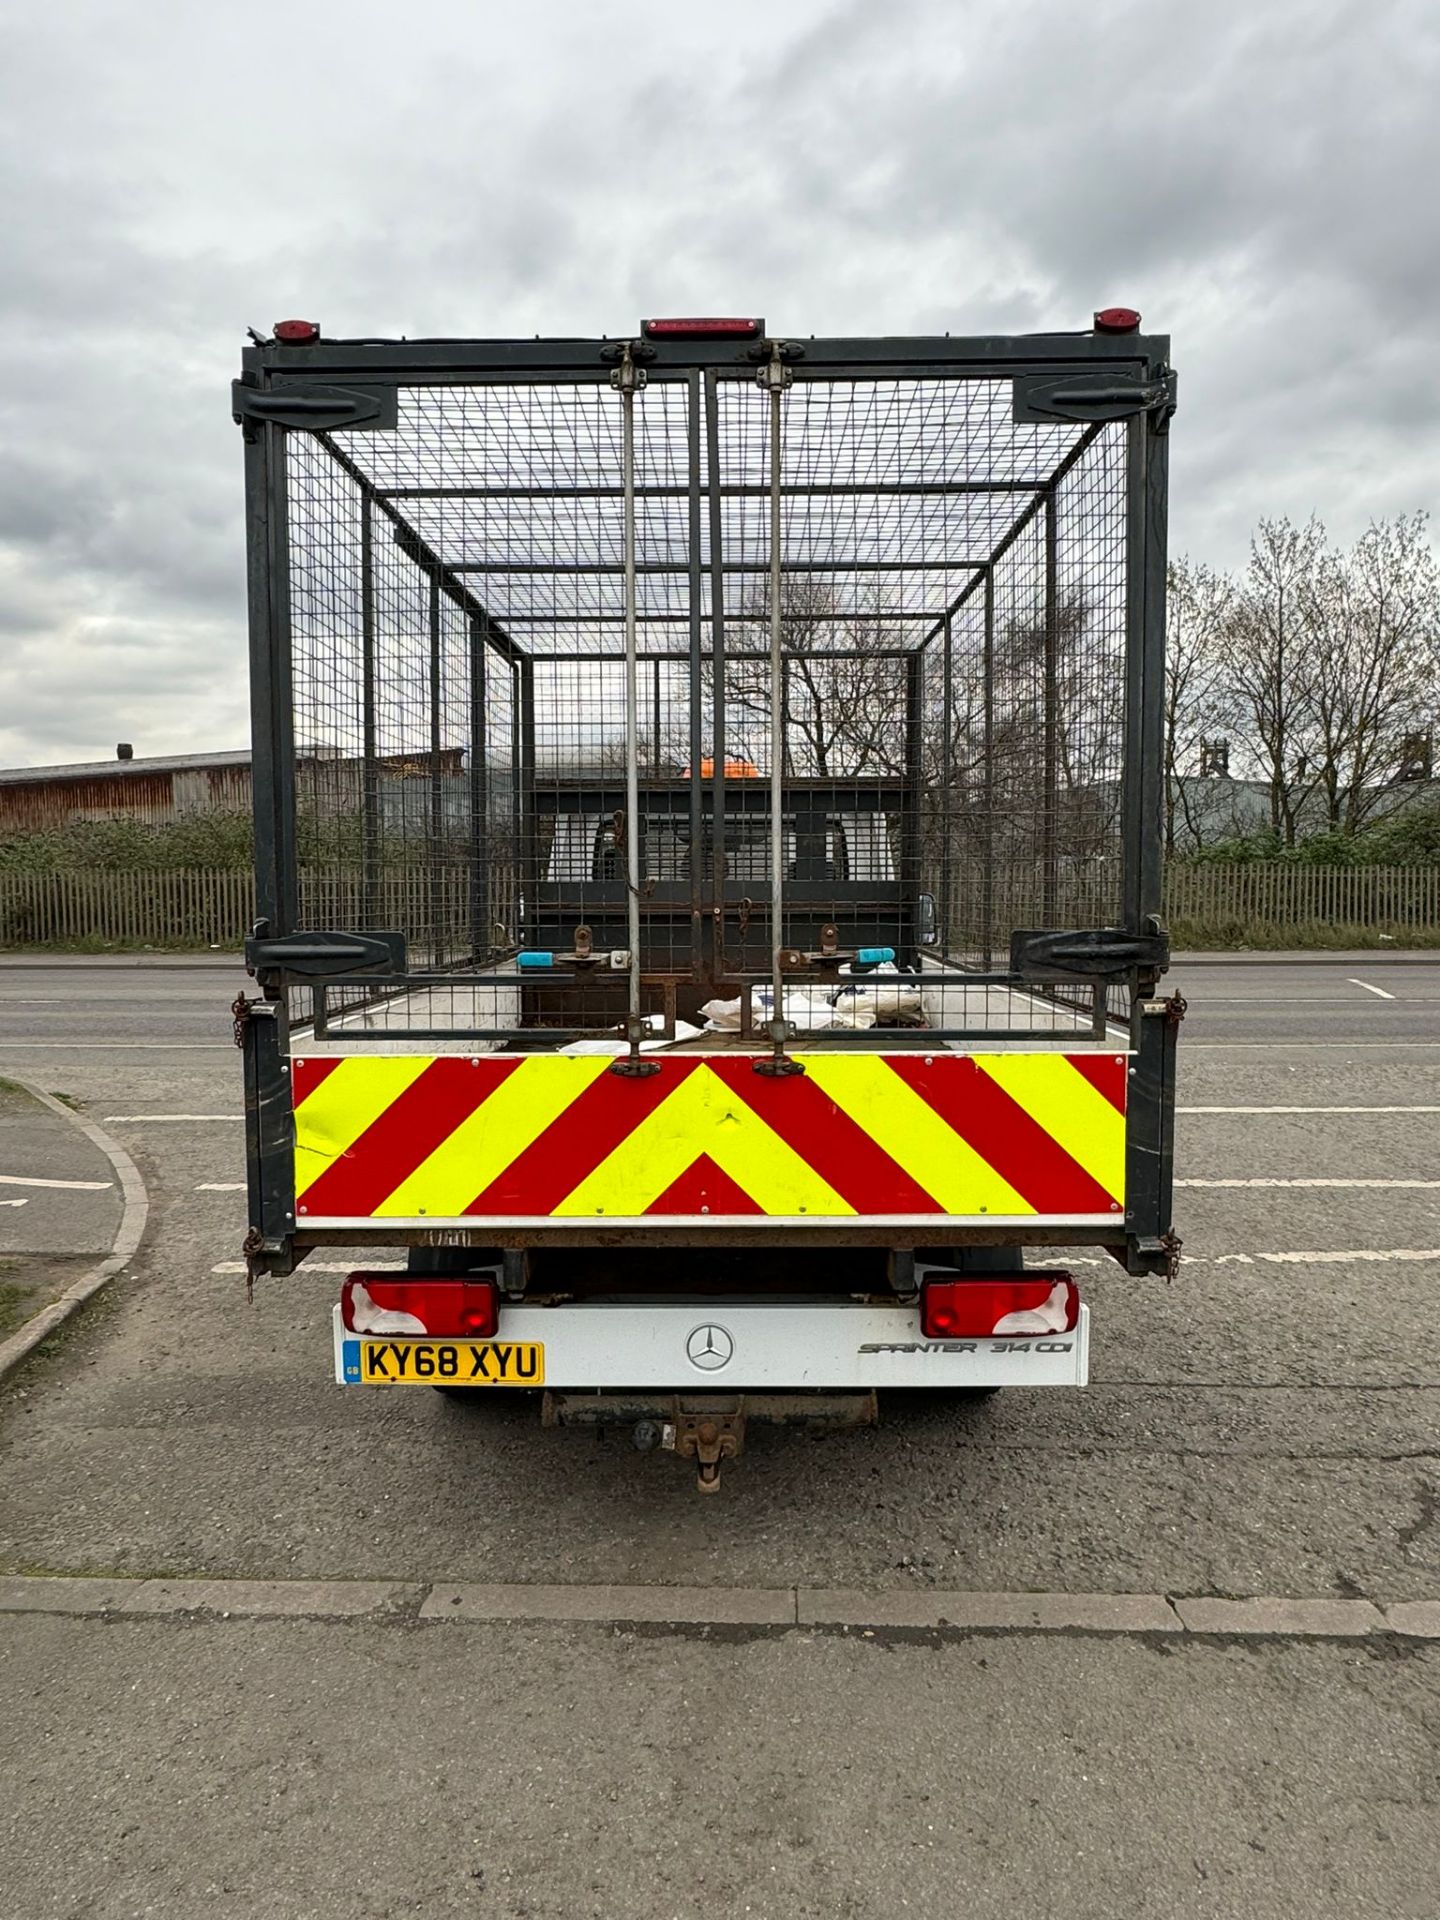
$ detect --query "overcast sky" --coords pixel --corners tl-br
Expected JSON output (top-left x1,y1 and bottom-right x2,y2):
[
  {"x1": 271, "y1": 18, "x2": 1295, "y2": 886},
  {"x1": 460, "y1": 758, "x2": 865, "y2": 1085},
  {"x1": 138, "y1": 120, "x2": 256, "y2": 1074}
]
[{"x1": 2, "y1": 0, "x2": 1436, "y2": 768}]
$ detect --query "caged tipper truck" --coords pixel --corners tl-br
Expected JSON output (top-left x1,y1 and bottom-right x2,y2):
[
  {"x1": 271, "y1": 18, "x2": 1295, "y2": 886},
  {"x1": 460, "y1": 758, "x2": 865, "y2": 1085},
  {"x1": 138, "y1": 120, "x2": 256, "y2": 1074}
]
[{"x1": 232, "y1": 311, "x2": 1182, "y2": 1489}]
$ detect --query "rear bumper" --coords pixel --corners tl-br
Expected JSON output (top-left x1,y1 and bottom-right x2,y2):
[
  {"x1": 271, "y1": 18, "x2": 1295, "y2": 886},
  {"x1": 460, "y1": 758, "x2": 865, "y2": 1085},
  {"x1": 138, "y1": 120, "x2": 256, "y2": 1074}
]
[{"x1": 331, "y1": 1301, "x2": 1090, "y2": 1390}]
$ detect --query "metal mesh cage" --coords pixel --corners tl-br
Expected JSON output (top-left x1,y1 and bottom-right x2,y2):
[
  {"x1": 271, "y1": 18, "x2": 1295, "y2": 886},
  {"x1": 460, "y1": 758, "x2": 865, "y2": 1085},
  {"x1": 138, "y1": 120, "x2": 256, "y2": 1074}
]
[{"x1": 270, "y1": 356, "x2": 1140, "y2": 1045}]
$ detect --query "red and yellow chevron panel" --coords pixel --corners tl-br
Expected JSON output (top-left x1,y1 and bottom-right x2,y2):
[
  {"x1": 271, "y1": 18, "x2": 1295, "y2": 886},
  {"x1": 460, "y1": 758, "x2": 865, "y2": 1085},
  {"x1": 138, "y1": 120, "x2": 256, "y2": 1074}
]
[{"x1": 290, "y1": 1051, "x2": 1127, "y2": 1225}]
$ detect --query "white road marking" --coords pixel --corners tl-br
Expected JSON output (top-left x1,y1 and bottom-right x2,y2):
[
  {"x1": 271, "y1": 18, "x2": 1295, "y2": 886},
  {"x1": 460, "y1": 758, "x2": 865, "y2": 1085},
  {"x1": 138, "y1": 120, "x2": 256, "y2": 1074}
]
[
  {"x1": 1180, "y1": 1105, "x2": 1440, "y2": 1114},
  {"x1": 1177, "y1": 1178, "x2": 1440, "y2": 1189},
  {"x1": 1349, "y1": 977, "x2": 1396, "y2": 999},
  {"x1": 210, "y1": 1260, "x2": 405, "y2": 1274},
  {"x1": 196, "y1": 1183, "x2": 246, "y2": 1191},
  {"x1": 0, "y1": 1172, "x2": 113, "y2": 1191},
  {"x1": 1181, "y1": 996, "x2": 1402, "y2": 1004},
  {"x1": 104, "y1": 1114, "x2": 242, "y2": 1123},
  {"x1": 0, "y1": 1199, "x2": 27, "y2": 1209},
  {"x1": 1243, "y1": 1248, "x2": 1440, "y2": 1265}
]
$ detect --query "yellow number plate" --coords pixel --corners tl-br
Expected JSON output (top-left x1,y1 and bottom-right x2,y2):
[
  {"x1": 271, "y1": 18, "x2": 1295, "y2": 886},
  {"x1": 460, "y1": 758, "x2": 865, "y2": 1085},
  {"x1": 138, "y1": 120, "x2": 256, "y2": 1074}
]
[{"x1": 347, "y1": 1339, "x2": 544, "y2": 1387}]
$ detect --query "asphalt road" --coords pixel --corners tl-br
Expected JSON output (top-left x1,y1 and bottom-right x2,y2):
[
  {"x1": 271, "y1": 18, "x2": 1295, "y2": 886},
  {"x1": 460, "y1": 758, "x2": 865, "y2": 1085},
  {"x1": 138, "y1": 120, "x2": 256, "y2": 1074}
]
[{"x1": 1, "y1": 953, "x2": 1437, "y2": 1919}]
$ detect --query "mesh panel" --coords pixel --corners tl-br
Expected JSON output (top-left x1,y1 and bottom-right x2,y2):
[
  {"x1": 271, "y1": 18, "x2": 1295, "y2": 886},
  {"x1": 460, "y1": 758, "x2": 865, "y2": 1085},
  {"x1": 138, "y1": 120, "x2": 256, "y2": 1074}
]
[{"x1": 279, "y1": 369, "x2": 1133, "y2": 1043}]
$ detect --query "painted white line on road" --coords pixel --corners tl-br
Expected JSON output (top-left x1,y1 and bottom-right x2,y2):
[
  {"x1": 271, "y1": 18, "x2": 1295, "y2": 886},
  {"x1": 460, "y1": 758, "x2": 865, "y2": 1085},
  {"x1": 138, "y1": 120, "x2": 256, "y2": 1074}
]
[
  {"x1": 104, "y1": 1114, "x2": 242, "y2": 1123},
  {"x1": 1246, "y1": 1248, "x2": 1440, "y2": 1265},
  {"x1": 1349, "y1": 977, "x2": 1397, "y2": 1000},
  {"x1": 0, "y1": 1172, "x2": 113, "y2": 1191},
  {"x1": 1177, "y1": 1177, "x2": 1440, "y2": 1189},
  {"x1": 211, "y1": 1259, "x2": 404, "y2": 1274},
  {"x1": 0, "y1": 1084, "x2": 149, "y2": 1384},
  {"x1": 0, "y1": 1199, "x2": 27, "y2": 1209},
  {"x1": 1180, "y1": 1105, "x2": 1440, "y2": 1114},
  {"x1": 196, "y1": 1183, "x2": 246, "y2": 1191}
]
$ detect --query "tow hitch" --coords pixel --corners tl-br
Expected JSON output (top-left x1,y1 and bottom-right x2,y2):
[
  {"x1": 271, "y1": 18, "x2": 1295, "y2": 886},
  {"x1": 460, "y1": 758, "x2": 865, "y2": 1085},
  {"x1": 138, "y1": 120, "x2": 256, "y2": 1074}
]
[
  {"x1": 543, "y1": 1391, "x2": 878, "y2": 1492},
  {"x1": 666, "y1": 1403, "x2": 745, "y2": 1494}
]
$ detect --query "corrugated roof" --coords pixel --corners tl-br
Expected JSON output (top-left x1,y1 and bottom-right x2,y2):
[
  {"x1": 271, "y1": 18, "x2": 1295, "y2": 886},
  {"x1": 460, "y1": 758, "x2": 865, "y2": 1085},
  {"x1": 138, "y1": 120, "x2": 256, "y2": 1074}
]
[{"x1": 0, "y1": 750, "x2": 253, "y2": 784}]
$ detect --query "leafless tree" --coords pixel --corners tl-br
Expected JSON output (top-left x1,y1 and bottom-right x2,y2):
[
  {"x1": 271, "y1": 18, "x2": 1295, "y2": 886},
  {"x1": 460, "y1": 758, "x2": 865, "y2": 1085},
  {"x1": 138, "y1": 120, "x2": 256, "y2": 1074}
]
[
  {"x1": 721, "y1": 578, "x2": 910, "y2": 776},
  {"x1": 1214, "y1": 517, "x2": 1328, "y2": 844},
  {"x1": 1200, "y1": 514, "x2": 1438, "y2": 845},
  {"x1": 1304, "y1": 513, "x2": 1439, "y2": 831},
  {"x1": 1164, "y1": 558, "x2": 1231, "y2": 852}
]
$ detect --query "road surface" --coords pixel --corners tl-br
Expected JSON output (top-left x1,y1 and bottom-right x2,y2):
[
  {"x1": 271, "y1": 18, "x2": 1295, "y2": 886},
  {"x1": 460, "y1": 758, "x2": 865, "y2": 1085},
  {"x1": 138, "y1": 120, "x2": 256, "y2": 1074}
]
[{"x1": 0, "y1": 954, "x2": 1437, "y2": 1918}]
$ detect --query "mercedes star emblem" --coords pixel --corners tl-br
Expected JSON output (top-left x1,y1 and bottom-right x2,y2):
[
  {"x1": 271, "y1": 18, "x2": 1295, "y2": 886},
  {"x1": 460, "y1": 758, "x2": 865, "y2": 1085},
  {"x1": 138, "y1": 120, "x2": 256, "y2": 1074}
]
[{"x1": 685, "y1": 1323, "x2": 734, "y2": 1371}]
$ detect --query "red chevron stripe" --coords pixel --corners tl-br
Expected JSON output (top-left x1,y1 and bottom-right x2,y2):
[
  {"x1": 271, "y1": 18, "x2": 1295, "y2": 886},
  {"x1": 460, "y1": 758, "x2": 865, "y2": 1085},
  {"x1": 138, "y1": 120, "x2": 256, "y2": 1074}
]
[
  {"x1": 465, "y1": 1056, "x2": 698, "y2": 1215},
  {"x1": 645, "y1": 1153, "x2": 763, "y2": 1216},
  {"x1": 885, "y1": 1056, "x2": 1120, "y2": 1214},
  {"x1": 298, "y1": 1058, "x2": 520, "y2": 1219},
  {"x1": 1065, "y1": 1052, "x2": 1129, "y2": 1111},
  {"x1": 704, "y1": 1058, "x2": 943, "y2": 1214},
  {"x1": 291, "y1": 1055, "x2": 344, "y2": 1106}
]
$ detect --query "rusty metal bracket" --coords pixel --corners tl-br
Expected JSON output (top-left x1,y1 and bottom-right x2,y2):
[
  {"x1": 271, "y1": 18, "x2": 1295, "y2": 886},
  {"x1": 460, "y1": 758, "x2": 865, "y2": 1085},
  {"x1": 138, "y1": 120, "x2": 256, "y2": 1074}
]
[
  {"x1": 667, "y1": 1404, "x2": 746, "y2": 1493},
  {"x1": 231, "y1": 991, "x2": 254, "y2": 1049},
  {"x1": 1142, "y1": 990, "x2": 1188, "y2": 1029}
]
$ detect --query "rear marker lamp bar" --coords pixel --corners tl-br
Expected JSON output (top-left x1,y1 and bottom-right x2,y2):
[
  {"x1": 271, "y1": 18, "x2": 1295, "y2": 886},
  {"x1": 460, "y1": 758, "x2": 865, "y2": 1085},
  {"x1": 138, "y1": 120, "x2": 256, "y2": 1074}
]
[
  {"x1": 640, "y1": 317, "x2": 764, "y2": 338},
  {"x1": 341, "y1": 1275, "x2": 499, "y2": 1339},
  {"x1": 919, "y1": 1274, "x2": 1079, "y2": 1339}
]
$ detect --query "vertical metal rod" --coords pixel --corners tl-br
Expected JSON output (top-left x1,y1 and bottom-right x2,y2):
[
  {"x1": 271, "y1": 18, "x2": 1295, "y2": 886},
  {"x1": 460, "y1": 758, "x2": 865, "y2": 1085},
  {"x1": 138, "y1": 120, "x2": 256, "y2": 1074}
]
[
  {"x1": 980, "y1": 567, "x2": 995, "y2": 968},
  {"x1": 903, "y1": 654, "x2": 924, "y2": 965},
  {"x1": 360, "y1": 493, "x2": 379, "y2": 931},
  {"x1": 940, "y1": 610, "x2": 954, "y2": 958},
  {"x1": 244, "y1": 420, "x2": 298, "y2": 934},
  {"x1": 686, "y1": 373, "x2": 705, "y2": 980},
  {"x1": 704, "y1": 373, "x2": 728, "y2": 973},
  {"x1": 652, "y1": 658, "x2": 662, "y2": 774},
  {"x1": 1042, "y1": 486, "x2": 1059, "y2": 928},
  {"x1": 767, "y1": 373, "x2": 785, "y2": 1030},
  {"x1": 509, "y1": 661, "x2": 522, "y2": 942},
  {"x1": 427, "y1": 572, "x2": 444, "y2": 965},
  {"x1": 468, "y1": 614, "x2": 488, "y2": 958},
  {"x1": 621, "y1": 365, "x2": 643, "y2": 1038},
  {"x1": 519, "y1": 654, "x2": 536, "y2": 952}
]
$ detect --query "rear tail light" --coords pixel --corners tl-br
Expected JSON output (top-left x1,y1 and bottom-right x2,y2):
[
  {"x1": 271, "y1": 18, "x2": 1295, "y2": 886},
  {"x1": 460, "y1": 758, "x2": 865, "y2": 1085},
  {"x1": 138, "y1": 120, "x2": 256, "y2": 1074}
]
[
  {"x1": 1093, "y1": 307, "x2": 1141, "y2": 334},
  {"x1": 340, "y1": 1274, "x2": 498, "y2": 1338},
  {"x1": 273, "y1": 319, "x2": 321, "y2": 344},
  {"x1": 919, "y1": 1273, "x2": 1079, "y2": 1338}
]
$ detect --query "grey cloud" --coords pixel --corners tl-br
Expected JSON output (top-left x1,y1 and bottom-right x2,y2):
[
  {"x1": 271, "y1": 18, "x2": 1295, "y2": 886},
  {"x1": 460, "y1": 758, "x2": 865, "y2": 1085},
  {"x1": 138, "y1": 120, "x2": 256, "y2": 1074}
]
[{"x1": 1, "y1": 0, "x2": 1436, "y2": 765}]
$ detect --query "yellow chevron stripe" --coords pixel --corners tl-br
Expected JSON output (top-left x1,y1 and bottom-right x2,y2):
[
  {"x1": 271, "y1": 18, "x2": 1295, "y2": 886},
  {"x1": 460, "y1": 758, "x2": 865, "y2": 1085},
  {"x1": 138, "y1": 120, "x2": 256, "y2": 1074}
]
[
  {"x1": 973, "y1": 1053, "x2": 1126, "y2": 1201},
  {"x1": 373, "y1": 1055, "x2": 614, "y2": 1218},
  {"x1": 294, "y1": 1056, "x2": 434, "y2": 1198},
  {"x1": 800, "y1": 1053, "x2": 1035, "y2": 1216},
  {"x1": 552, "y1": 1062, "x2": 854, "y2": 1217}
]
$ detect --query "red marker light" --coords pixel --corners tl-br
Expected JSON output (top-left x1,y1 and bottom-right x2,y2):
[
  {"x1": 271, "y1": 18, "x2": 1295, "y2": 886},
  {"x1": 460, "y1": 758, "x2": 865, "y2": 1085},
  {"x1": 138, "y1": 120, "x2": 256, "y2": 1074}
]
[
  {"x1": 340, "y1": 1274, "x2": 499, "y2": 1339},
  {"x1": 641, "y1": 317, "x2": 764, "y2": 339},
  {"x1": 274, "y1": 319, "x2": 321, "y2": 344},
  {"x1": 1094, "y1": 307, "x2": 1142, "y2": 334},
  {"x1": 919, "y1": 1273, "x2": 1079, "y2": 1339}
]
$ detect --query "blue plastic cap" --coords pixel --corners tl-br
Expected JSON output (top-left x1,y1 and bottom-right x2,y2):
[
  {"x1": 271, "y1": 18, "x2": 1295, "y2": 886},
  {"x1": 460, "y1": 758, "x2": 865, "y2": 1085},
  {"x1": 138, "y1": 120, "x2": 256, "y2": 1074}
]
[
  {"x1": 516, "y1": 950, "x2": 554, "y2": 970},
  {"x1": 856, "y1": 946, "x2": 895, "y2": 965}
]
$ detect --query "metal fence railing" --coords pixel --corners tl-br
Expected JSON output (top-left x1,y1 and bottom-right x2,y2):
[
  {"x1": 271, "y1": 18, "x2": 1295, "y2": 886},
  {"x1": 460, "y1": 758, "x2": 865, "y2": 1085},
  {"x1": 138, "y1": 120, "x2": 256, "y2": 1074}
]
[
  {"x1": 0, "y1": 862, "x2": 1435, "y2": 949},
  {"x1": 0, "y1": 866, "x2": 518, "y2": 950},
  {"x1": 1165, "y1": 863, "x2": 1440, "y2": 933}
]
